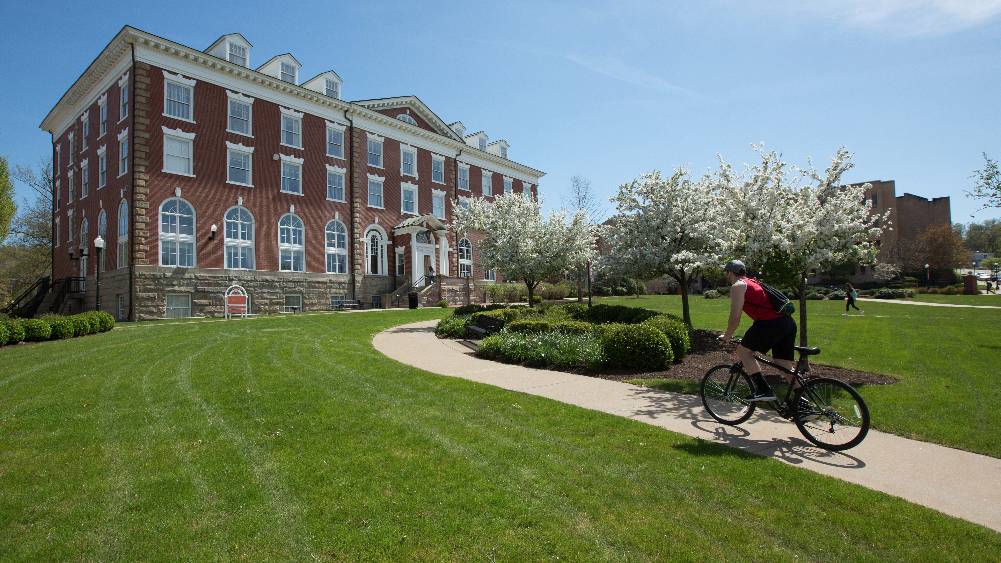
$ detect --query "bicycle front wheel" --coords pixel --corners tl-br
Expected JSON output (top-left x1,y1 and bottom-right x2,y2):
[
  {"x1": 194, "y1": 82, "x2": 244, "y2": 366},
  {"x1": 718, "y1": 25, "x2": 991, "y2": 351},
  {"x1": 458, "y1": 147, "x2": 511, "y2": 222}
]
[
  {"x1": 700, "y1": 364, "x2": 756, "y2": 425},
  {"x1": 794, "y1": 377, "x2": 870, "y2": 451}
]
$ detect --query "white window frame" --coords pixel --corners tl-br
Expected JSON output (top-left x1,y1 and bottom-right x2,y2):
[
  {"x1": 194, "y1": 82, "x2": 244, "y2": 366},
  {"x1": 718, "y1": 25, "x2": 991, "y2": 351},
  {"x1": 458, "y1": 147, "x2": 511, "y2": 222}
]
[
  {"x1": 119, "y1": 73, "x2": 129, "y2": 122},
  {"x1": 165, "y1": 293, "x2": 192, "y2": 319},
  {"x1": 504, "y1": 176, "x2": 513, "y2": 194},
  {"x1": 367, "y1": 133, "x2": 383, "y2": 168},
  {"x1": 325, "y1": 164, "x2": 346, "y2": 202},
  {"x1": 97, "y1": 209, "x2": 108, "y2": 272},
  {"x1": 458, "y1": 196, "x2": 471, "y2": 211},
  {"x1": 401, "y1": 182, "x2": 418, "y2": 215},
  {"x1": 364, "y1": 225, "x2": 387, "y2": 276},
  {"x1": 55, "y1": 216, "x2": 61, "y2": 247},
  {"x1": 68, "y1": 133, "x2": 74, "y2": 164},
  {"x1": 458, "y1": 163, "x2": 470, "y2": 191},
  {"x1": 118, "y1": 128, "x2": 129, "y2": 177},
  {"x1": 80, "y1": 112, "x2": 89, "y2": 150},
  {"x1": 162, "y1": 127, "x2": 195, "y2": 177},
  {"x1": 159, "y1": 197, "x2": 196, "y2": 268},
  {"x1": 325, "y1": 219, "x2": 348, "y2": 274},
  {"x1": 280, "y1": 106, "x2": 303, "y2": 149},
  {"x1": 97, "y1": 146, "x2": 107, "y2": 188},
  {"x1": 280, "y1": 61, "x2": 298, "y2": 84},
  {"x1": 67, "y1": 170, "x2": 75, "y2": 202},
  {"x1": 478, "y1": 137, "x2": 486, "y2": 150},
  {"x1": 458, "y1": 238, "x2": 472, "y2": 278},
  {"x1": 400, "y1": 145, "x2": 417, "y2": 178},
  {"x1": 98, "y1": 94, "x2": 108, "y2": 137},
  {"x1": 432, "y1": 189, "x2": 446, "y2": 220},
  {"x1": 56, "y1": 145, "x2": 61, "y2": 173},
  {"x1": 162, "y1": 71, "x2": 196, "y2": 123},
  {"x1": 278, "y1": 213, "x2": 305, "y2": 272},
  {"x1": 228, "y1": 42, "x2": 248, "y2": 66},
  {"x1": 226, "y1": 91, "x2": 254, "y2": 137},
  {"x1": 325, "y1": 78, "x2": 339, "y2": 99},
  {"x1": 55, "y1": 178, "x2": 61, "y2": 210},
  {"x1": 484, "y1": 268, "x2": 496, "y2": 281},
  {"x1": 325, "y1": 121, "x2": 345, "y2": 158},
  {"x1": 117, "y1": 294, "x2": 126, "y2": 321},
  {"x1": 367, "y1": 174, "x2": 384, "y2": 209},
  {"x1": 481, "y1": 170, "x2": 492, "y2": 196},
  {"x1": 226, "y1": 141, "x2": 254, "y2": 187},
  {"x1": 117, "y1": 199, "x2": 128, "y2": 269},
  {"x1": 80, "y1": 159, "x2": 89, "y2": 199},
  {"x1": 67, "y1": 210, "x2": 74, "y2": 243},
  {"x1": 395, "y1": 247, "x2": 405, "y2": 277},
  {"x1": 431, "y1": 154, "x2": 445, "y2": 184},
  {"x1": 279, "y1": 154, "x2": 304, "y2": 195},
  {"x1": 224, "y1": 206, "x2": 256, "y2": 270}
]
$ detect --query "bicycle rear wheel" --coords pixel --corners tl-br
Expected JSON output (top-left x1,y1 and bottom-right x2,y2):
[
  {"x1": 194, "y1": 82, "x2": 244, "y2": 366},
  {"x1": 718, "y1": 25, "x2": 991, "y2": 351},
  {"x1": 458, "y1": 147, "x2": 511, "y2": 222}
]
[
  {"x1": 794, "y1": 377, "x2": 870, "y2": 451},
  {"x1": 700, "y1": 364, "x2": 756, "y2": 425}
]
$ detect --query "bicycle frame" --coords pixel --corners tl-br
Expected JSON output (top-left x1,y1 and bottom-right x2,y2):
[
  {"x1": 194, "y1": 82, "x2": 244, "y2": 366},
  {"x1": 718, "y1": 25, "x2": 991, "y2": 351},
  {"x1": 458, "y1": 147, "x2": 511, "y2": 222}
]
[{"x1": 731, "y1": 354, "x2": 812, "y2": 417}]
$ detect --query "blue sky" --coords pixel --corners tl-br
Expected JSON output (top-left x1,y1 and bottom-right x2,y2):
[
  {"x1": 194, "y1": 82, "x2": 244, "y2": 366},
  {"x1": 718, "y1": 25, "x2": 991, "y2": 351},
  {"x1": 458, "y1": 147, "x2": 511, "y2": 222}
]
[{"x1": 2, "y1": 0, "x2": 1001, "y2": 223}]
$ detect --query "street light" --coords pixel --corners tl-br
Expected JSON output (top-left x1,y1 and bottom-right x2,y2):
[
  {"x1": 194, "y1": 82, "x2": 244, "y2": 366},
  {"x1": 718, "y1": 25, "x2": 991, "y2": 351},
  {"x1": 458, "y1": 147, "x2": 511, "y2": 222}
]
[
  {"x1": 925, "y1": 263, "x2": 930, "y2": 286},
  {"x1": 93, "y1": 236, "x2": 105, "y2": 312}
]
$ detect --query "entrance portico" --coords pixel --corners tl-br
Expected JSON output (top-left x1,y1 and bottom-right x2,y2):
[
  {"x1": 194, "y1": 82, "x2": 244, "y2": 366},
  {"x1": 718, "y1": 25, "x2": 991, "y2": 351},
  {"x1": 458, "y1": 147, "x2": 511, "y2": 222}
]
[{"x1": 393, "y1": 215, "x2": 449, "y2": 284}]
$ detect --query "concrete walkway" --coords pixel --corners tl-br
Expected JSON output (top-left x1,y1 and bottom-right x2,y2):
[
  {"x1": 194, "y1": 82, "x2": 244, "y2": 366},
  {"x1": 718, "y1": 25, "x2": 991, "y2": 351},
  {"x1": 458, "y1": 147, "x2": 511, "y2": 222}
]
[
  {"x1": 857, "y1": 297, "x2": 1001, "y2": 309},
  {"x1": 374, "y1": 320, "x2": 1001, "y2": 534}
]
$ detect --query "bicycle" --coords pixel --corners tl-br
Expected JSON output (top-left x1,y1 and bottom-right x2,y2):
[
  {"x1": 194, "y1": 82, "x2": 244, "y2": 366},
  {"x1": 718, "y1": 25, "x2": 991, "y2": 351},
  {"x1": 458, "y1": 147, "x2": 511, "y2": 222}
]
[{"x1": 699, "y1": 340, "x2": 870, "y2": 451}]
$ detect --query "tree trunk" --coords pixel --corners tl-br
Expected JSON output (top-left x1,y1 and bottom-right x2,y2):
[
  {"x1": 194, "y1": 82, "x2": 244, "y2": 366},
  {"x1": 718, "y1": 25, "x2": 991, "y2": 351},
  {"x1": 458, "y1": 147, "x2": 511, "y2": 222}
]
[
  {"x1": 576, "y1": 267, "x2": 584, "y2": 302},
  {"x1": 798, "y1": 273, "x2": 809, "y2": 364},
  {"x1": 673, "y1": 271, "x2": 693, "y2": 328},
  {"x1": 525, "y1": 280, "x2": 536, "y2": 308}
]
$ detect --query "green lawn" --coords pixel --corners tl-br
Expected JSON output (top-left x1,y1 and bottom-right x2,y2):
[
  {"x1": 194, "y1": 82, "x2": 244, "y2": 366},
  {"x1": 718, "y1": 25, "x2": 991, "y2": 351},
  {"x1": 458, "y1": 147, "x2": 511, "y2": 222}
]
[
  {"x1": 910, "y1": 293, "x2": 1001, "y2": 305},
  {"x1": 2, "y1": 310, "x2": 999, "y2": 559},
  {"x1": 602, "y1": 295, "x2": 1001, "y2": 458}
]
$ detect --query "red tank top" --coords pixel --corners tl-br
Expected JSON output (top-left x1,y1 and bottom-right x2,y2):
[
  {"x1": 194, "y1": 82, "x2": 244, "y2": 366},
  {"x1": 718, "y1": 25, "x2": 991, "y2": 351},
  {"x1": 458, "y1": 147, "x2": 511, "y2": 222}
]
[{"x1": 741, "y1": 277, "x2": 781, "y2": 321}]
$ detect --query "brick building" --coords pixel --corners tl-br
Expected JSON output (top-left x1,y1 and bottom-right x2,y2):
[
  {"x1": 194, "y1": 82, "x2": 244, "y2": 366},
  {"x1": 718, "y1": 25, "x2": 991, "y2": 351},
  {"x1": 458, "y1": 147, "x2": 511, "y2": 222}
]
[{"x1": 39, "y1": 27, "x2": 543, "y2": 320}]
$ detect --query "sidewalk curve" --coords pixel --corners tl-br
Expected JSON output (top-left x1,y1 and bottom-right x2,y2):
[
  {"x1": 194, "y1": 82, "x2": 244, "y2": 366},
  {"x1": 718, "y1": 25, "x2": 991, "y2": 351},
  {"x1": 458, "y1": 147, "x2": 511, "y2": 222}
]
[
  {"x1": 857, "y1": 298, "x2": 1001, "y2": 309},
  {"x1": 374, "y1": 320, "x2": 1001, "y2": 534}
]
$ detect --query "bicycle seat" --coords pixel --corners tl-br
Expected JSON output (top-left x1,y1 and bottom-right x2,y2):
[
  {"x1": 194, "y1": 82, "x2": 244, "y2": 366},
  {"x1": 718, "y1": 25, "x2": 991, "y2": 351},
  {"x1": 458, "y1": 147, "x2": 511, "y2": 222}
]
[{"x1": 794, "y1": 345, "x2": 821, "y2": 356}]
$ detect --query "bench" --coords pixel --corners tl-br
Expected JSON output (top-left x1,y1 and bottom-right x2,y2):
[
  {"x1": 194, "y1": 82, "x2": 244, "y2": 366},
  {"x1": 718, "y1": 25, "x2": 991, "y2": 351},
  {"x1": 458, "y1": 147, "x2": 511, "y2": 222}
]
[
  {"x1": 330, "y1": 297, "x2": 362, "y2": 311},
  {"x1": 466, "y1": 314, "x2": 505, "y2": 339}
]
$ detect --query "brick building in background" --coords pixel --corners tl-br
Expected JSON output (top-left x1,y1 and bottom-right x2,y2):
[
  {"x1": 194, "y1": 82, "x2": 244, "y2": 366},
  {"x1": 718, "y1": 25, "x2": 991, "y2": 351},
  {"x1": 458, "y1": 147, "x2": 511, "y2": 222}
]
[{"x1": 39, "y1": 27, "x2": 543, "y2": 320}]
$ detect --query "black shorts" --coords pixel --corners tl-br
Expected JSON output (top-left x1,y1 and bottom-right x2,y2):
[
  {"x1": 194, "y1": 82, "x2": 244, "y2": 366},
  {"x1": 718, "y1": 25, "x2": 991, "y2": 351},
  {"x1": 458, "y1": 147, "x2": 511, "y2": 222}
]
[{"x1": 741, "y1": 316, "x2": 797, "y2": 361}]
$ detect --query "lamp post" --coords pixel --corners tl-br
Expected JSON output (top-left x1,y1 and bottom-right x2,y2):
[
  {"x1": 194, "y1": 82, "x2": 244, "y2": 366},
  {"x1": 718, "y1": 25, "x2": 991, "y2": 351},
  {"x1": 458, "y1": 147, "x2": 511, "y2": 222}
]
[
  {"x1": 93, "y1": 236, "x2": 105, "y2": 312},
  {"x1": 925, "y1": 263, "x2": 930, "y2": 287}
]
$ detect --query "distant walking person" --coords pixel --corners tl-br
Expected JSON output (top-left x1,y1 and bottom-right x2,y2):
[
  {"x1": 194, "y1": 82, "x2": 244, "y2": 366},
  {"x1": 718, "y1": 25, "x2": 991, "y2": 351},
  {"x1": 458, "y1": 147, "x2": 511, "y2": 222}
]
[
  {"x1": 427, "y1": 265, "x2": 436, "y2": 285},
  {"x1": 844, "y1": 283, "x2": 862, "y2": 316}
]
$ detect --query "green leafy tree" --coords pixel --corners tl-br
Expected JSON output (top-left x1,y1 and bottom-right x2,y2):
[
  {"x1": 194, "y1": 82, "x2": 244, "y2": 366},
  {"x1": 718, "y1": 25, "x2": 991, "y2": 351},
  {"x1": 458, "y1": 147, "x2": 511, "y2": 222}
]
[{"x1": 969, "y1": 153, "x2": 1001, "y2": 211}]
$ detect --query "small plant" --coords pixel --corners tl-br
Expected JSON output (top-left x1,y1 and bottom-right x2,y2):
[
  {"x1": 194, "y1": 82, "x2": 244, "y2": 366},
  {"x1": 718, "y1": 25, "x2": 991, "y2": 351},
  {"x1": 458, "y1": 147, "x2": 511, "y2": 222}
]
[
  {"x1": 22, "y1": 319, "x2": 53, "y2": 342},
  {"x1": 435, "y1": 315, "x2": 472, "y2": 338},
  {"x1": 642, "y1": 315, "x2": 691, "y2": 361},
  {"x1": 437, "y1": 299, "x2": 449, "y2": 308},
  {"x1": 703, "y1": 289, "x2": 721, "y2": 299},
  {"x1": 3, "y1": 319, "x2": 26, "y2": 345},
  {"x1": 478, "y1": 330, "x2": 605, "y2": 371}
]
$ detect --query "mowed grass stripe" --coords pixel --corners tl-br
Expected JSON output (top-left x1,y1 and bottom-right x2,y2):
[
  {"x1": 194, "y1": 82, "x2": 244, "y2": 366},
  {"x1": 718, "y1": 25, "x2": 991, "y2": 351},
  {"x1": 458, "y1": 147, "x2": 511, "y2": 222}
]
[{"x1": 1, "y1": 309, "x2": 1000, "y2": 560}]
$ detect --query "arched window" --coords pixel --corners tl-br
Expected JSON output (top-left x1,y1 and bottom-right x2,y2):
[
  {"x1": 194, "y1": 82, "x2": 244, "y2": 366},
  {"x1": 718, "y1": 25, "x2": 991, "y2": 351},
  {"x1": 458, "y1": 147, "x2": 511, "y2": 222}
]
[
  {"x1": 325, "y1": 220, "x2": 348, "y2": 274},
  {"x1": 224, "y1": 206, "x2": 255, "y2": 270},
  {"x1": 117, "y1": 199, "x2": 128, "y2": 269},
  {"x1": 79, "y1": 217, "x2": 89, "y2": 277},
  {"x1": 160, "y1": 197, "x2": 196, "y2": 267},
  {"x1": 97, "y1": 209, "x2": 108, "y2": 272},
  {"x1": 396, "y1": 113, "x2": 418, "y2": 126},
  {"x1": 278, "y1": 213, "x2": 304, "y2": 272},
  {"x1": 458, "y1": 238, "x2": 472, "y2": 278},
  {"x1": 365, "y1": 226, "x2": 386, "y2": 275}
]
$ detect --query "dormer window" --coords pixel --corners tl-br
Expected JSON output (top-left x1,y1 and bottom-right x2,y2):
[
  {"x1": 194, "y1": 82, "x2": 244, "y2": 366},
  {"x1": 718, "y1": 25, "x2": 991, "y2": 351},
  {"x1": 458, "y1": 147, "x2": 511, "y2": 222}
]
[
  {"x1": 280, "y1": 62, "x2": 297, "y2": 83},
  {"x1": 478, "y1": 137, "x2": 486, "y2": 150},
  {"x1": 397, "y1": 113, "x2": 418, "y2": 126},
  {"x1": 500, "y1": 146, "x2": 508, "y2": 158},
  {"x1": 325, "y1": 78, "x2": 339, "y2": 98},
  {"x1": 228, "y1": 43, "x2": 247, "y2": 66}
]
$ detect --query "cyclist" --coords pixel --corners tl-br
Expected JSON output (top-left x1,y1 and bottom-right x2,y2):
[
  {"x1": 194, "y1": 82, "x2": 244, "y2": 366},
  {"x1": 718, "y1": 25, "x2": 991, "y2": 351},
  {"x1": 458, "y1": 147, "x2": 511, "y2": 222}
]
[{"x1": 717, "y1": 260, "x2": 797, "y2": 401}]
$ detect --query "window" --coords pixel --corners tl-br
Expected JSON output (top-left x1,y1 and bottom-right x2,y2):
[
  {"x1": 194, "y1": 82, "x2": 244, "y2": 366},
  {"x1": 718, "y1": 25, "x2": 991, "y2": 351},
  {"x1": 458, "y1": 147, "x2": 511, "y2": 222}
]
[
  {"x1": 163, "y1": 128, "x2": 194, "y2": 176},
  {"x1": 56, "y1": 145, "x2": 61, "y2": 172},
  {"x1": 227, "y1": 96, "x2": 252, "y2": 136},
  {"x1": 500, "y1": 145, "x2": 508, "y2": 158},
  {"x1": 367, "y1": 176, "x2": 384, "y2": 208},
  {"x1": 458, "y1": 197, "x2": 470, "y2": 210},
  {"x1": 97, "y1": 148, "x2": 107, "y2": 188},
  {"x1": 523, "y1": 184, "x2": 533, "y2": 199},
  {"x1": 458, "y1": 238, "x2": 472, "y2": 278},
  {"x1": 120, "y1": 78, "x2": 129, "y2": 120},
  {"x1": 81, "y1": 115, "x2": 89, "y2": 150},
  {"x1": 118, "y1": 129, "x2": 129, "y2": 176},
  {"x1": 97, "y1": 209, "x2": 108, "y2": 272},
  {"x1": 226, "y1": 143, "x2": 253, "y2": 186},
  {"x1": 99, "y1": 98, "x2": 108, "y2": 136},
  {"x1": 79, "y1": 216, "x2": 89, "y2": 275},
  {"x1": 117, "y1": 294, "x2": 126, "y2": 321},
  {"x1": 165, "y1": 294, "x2": 191, "y2": 318},
  {"x1": 478, "y1": 137, "x2": 486, "y2": 150},
  {"x1": 432, "y1": 191, "x2": 445, "y2": 220},
  {"x1": 396, "y1": 113, "x2": 417, "y2": 126},
  {"x1": 458, "y1": 165, "x2": 469, "y2": 191},
  {"x1": 872, "y1": 193, "x2": 878, "y2": 207},
  {"x1": 80, "y1": 160, "x2": 89, "y2": 199},
  {"x1": 484, "y1": 268, "x2": 496, "y2": 281},
  {"x1": 55, "y1": 179, "x2": 60, "y2": 210},
  {"x1": 278, "y1": 213, "x2": 305, "y2": 272},
  {"x1": 396, "y1": 249, "x2": 405, "y2": 276},
  {"x1": 284, "y1": 295, "x2": 303, "y2": 311},
  {"x1": 401, "y1": 182, "x2": 417, "y2": 215},
  {"x1": 68, "y1": 170, "x2": 75, "y2": 202},
  {"x1": 160, "y1": 197, "x2": 196, "y2": 267},
  {"x1": 325, "y1": 78, "x2": 339, "y2": 98},
  {"x1": 367, "y1": 136, "x2": 383, "y2": 167},
  {"x1": 280, "y1": 61, "x2": 297, "y2": 83},
  {"x1": 68, "y1": 133, "x2": 74, "y2": 164},
  {"x1": 55, "y1": 217, "x2": 60, "y2": 247},
  {"x1": 432, "y1": 155, "x2": 445, "y2": 184},
  {"x1": 117, "y1": 199, "x2": 128, "y2": 269},
  {"x1": 400, "y1": 146, "x2": 416, "y2": 177},
  {"x1": 164, "y1": 75, "x2": 194, "y2": 121},
  {"x1": 280, "y1": 158, "x2": 302, "y2": 194},
  {"x1": 326, "y1": 124, "x2": 344, "y2": 158},
  {"x1": 504, "y1": 177, "x2": 513, "y2": 194},
  {"x1": 281, "y1": 113, "x2": 302, "y2": 148},
  {"x1": 225, "y1": 206, "x2": 255, "y2": 270},
  {"x1": 481, "y1": 171, "x2": 492, "y2": 196},
  {"x1": 325, "y1": 220, "x2": 348, "y2": 274},
  {"x1": 365, "y1": 227, "x2": 386, "y2": 275},
  {"x1": 68, "y1": 210, "x2": 74, "y2": 242},
  {"x1": 228, "y1": 43, "x2": 247, "y2": 66},
  {"x1": 326, "y1": 166, "x2": 345, "y2": 201}
]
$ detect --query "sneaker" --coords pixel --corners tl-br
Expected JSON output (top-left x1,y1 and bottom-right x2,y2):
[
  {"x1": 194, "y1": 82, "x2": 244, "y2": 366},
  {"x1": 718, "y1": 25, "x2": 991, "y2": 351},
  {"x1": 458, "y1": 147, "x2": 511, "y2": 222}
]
[
  {"x1": 860, "y1": 310, "x2": 864, "y2": 315},
  {"x1": 842, "y1": 313, "x2": 848, "y2": 316}
]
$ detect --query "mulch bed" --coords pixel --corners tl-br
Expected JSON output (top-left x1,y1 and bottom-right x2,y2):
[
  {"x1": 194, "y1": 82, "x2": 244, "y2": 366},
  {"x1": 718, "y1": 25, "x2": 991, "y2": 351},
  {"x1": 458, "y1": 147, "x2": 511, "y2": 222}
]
[{"x1": 596, "y1": 329, "x2": 898, "y2": 387}]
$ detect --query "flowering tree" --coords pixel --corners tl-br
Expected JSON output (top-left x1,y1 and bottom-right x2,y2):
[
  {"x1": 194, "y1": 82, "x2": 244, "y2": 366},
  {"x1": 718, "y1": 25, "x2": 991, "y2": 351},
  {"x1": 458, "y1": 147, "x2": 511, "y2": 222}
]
[
  {"x1": 725, "y1": 147, "x2": 889, "y2": 349},
  {"x1": 452, "y1": 193, "x2": 598, "y2": 306},
  {"x1": 970, "y1": 153, "x2": 1001, "y2": 210},
  {"x1": 603, "y1": 169, "x2": 736, "y2": 327}
]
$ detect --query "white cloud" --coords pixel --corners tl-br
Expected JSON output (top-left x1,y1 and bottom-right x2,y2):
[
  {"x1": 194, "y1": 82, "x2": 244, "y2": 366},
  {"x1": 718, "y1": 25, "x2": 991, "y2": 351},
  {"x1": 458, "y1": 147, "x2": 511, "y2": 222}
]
[
  {"x1": 794, "y1": 0, "x2": 1001, "y2": 36},
  {"x1": 564, "y1": 53, "x2": 693, "y2": 96}
]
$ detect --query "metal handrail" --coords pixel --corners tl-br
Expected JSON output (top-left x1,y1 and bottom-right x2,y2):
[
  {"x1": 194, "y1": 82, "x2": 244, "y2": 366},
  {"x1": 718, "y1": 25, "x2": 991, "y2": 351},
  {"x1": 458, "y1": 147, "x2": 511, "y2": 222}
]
[{"x1": 2, "y1": 276, "x2": 49, "y2": 316}]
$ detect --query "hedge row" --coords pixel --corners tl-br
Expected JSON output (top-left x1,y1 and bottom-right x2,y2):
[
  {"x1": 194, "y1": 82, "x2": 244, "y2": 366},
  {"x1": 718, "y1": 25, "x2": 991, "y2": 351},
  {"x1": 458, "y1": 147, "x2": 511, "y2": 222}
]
[{"x1": 0, "y1": 311, "x2": 115, "y2": 346}]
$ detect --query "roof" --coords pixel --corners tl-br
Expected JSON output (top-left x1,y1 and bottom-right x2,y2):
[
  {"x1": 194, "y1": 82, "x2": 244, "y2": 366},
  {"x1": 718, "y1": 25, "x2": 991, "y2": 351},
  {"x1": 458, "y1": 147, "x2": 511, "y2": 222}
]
[
  {"x1": 303, "y1": 69, "x2": 343, "y2": 84},
  {"x1": 394, "y1": 214, "x2": 448, "y2": 232},
  {"x1": 205, "y1": 32, "x2": 253, "y2": 53},
  {"x1": 352, "y1": 96, "x2": 462, "y2": 142},
  {"x1": 256, "y1": 52, "x2": 302, "y2": 70}
]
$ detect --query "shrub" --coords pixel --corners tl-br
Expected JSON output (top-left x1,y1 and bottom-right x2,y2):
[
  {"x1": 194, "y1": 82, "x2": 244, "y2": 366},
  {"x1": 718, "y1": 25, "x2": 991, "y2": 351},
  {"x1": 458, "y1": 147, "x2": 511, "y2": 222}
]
[
  {"x1": 548, "y1": 303, "x2": 589, "y2": 321},
  {"x1": 3, "y1": 319, "x2": 26, "y2": 345},
  {"x1": 22, "y1": 319, "x2": 52, "y2": 342},
  {"x1": 805, "y1": 292, "x2": 825, "y2": 300},
  {"x1": 46, "y1": 316, "x2": 76, "y2": 339},
  {"x1": 505, "y1": 320, "x2": 553, "y2": 334},
  {"x1": 435, "y1": 315, "x2": 472, "y2": 338},
  {"x1": 473, "y1": 306, "x2": 541, "y2": 325},
  {"x1": 874, "y1": 288, "x2": 913, "y2": 299},
  {"x1": 828, "y1": 289, "x2": 846, "y2": 300},
  {"x1": 530, "y1": 295, "x2": 542, "y2": 304},
  {"x1": 538, "y1": 281, "x2": 572, "y2": 301},
  {"x1": 642, "y1": 315, "x2": 691, "y2": 361},
  {"x1": 901, "y1": 276, "x2": 920, "y2": 288},
  {"x1": 507, "y1": 319, "x2": 595, "y2": 335},
  {"x1": 585, "y1": 304, "x2": 659, "y2": 324},
  {"x1": 703, "y1": 289, "x2": 721, "y2": 299},
  {"x1": 95, "y1": 311, "x2": 115, "y2": 332},
  {"x1": 600, "y1": 324, "x2": 673, "y2": 370},
  {"x1": 452, "y1": 303, "x2": 506, "y2": 317},
  {"x1": 437, "y1": 299, "x2": 449, "y2": 308},
  {"x1": 479, "y1": 330, "x2": 605, "y2": 371},
  {"x1": 0, "y1": 322, "x2": 8, "y2": 346},
  {"x1": 71, "y1": 314, "x2": 92, "y2": 336}
]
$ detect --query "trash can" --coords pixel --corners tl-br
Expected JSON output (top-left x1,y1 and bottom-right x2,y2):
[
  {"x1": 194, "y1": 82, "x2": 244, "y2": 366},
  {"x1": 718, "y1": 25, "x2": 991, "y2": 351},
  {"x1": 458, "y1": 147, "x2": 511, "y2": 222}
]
[{"x1": 408, "y1": 291, "x2": 419, "y2": 309}]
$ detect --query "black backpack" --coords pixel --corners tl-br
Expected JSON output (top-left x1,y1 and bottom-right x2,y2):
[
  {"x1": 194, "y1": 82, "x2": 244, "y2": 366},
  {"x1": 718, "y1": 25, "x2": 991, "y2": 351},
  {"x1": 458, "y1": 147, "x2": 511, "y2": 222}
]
[{"x1": 755, "y1": 279, "x2": 795, "y2": 316}]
